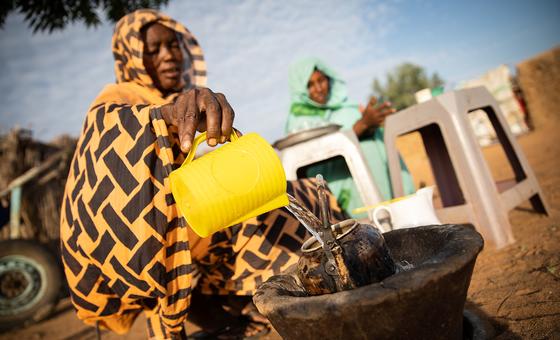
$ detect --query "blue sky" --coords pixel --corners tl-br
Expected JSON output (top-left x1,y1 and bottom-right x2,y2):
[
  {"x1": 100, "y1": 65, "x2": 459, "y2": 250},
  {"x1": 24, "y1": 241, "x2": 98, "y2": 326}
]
[{"x1": 0, "y1": 0, "x2": 558, "y2": 143}]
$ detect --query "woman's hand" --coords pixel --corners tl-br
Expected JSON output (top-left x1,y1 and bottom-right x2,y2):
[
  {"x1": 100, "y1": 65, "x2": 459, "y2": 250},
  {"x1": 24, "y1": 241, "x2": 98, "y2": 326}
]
[
  {"x1": 160, "y1": 88, "x2": 235, "y2": 153},
  {"x1": 353, "y1": 96, "x2": 396, "y2": 138}
]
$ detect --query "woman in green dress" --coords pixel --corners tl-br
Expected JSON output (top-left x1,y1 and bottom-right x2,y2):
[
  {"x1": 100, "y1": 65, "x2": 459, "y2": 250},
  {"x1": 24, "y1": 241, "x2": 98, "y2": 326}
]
[{"x1": 285, "y1": 57, "x2": 416, "y2": 218}]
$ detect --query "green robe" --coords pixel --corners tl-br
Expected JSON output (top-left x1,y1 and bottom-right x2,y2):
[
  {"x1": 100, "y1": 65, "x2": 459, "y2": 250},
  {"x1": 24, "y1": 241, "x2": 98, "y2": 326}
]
[{"x1": 285, "y1": 57, "x2": 415, "y2": 218}]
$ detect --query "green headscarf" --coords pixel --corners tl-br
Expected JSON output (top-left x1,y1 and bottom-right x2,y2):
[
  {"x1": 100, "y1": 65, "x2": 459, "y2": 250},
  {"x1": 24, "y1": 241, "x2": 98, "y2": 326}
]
[{"x1": 288, "y1": 57, "x2": 350, "y2": 117}]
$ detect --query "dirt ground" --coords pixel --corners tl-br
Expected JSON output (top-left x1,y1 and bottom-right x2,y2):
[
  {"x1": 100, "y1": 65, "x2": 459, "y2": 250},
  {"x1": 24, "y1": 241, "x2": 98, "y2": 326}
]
[
  {"x1": 464, "y1": 122, "x2": 560, "y2": 339},
  {"x1": 1, "y1": 121, "x2": 559, "y2": 339}
]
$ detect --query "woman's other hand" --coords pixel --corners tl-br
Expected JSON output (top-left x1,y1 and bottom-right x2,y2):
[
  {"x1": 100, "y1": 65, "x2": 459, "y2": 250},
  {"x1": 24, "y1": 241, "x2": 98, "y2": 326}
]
[
  {"x1": 160, "y1": 88, "x2": 235, "y2": 153},
  {"x1": 353, "y1": 96, "x2": 396, "y2": 137}
]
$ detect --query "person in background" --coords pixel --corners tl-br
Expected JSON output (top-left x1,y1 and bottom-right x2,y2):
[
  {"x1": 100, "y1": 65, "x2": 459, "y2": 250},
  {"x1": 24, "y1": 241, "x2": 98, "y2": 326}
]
[
  {"x1": 60, "y1": 11, "x2": 345, "y2": 339},
  {"x1": 285, "y1": 57, "x2": 415, "y2": 219}
]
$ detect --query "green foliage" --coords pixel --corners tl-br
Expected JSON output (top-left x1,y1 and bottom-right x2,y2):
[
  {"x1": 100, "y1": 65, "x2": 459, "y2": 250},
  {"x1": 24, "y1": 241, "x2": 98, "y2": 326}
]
[
  {"x1": 372, "y1": 63, "x2": 445, "y2": 110},
  {"x1": 0, "y1": 0, "x2": 169, "y2": 33}
]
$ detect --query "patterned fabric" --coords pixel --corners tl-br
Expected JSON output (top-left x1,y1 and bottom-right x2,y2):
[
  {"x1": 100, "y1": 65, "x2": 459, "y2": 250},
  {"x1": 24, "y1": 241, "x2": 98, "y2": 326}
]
[
  {"x1": 191, "y1": 179, "x2": 346, "y2": 296},
  {"x1": 60, "y1": 9, "x2": 346, "y2": 338},
  {"x1": 112, "y1": 8, "x2": 206, "y2": 92}
]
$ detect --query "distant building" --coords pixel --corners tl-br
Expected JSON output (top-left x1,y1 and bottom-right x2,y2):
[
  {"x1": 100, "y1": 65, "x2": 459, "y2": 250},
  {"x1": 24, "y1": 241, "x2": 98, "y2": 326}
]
[{"x1": 457, "y1": 65, "x2": 530, "y2": 146}]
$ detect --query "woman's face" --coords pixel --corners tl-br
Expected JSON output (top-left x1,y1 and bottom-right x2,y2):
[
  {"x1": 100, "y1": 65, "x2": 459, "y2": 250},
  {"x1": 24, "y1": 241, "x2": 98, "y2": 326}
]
[
  {"x1": 307, "y1": 70, "x2": 330, "y2": 105},
  {"x1": 142, "y1": 23, "x2": 184, "y2": 94}
]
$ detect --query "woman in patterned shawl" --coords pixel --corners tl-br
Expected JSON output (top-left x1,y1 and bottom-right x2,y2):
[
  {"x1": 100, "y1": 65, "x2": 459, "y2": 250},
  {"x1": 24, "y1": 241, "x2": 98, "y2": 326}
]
[{"x1": 60, "y1": 9, "x2": 344, "y2": 339}]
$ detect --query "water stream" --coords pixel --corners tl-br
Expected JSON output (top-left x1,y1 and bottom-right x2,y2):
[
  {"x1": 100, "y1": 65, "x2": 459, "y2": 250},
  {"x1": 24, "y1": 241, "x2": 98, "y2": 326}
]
[{"x1": 286, "y1": 194, "x2": 325, "y2": 246}]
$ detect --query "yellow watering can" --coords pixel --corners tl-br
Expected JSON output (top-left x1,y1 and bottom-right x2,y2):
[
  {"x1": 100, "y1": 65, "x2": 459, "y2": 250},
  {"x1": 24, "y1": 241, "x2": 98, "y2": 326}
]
[{"x1": 169, "y1": 131, "x2": 289, "y2": 237}]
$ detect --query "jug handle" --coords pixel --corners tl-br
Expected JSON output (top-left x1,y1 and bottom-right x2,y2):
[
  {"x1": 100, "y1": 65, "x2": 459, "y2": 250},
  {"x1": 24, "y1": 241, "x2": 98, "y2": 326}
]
[
  {"x1": 373, "y1": 205, "x2": 392, "y2": 231},
  {"x1": 182, "y1": 131, "x2": 240, "y2": 166}
]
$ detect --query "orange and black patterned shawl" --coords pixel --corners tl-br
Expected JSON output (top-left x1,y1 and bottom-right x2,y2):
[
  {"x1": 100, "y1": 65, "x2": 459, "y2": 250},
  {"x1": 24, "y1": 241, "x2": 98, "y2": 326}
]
[{"x1": 60, "y1": 9, "x2": 209, "y2": 334}]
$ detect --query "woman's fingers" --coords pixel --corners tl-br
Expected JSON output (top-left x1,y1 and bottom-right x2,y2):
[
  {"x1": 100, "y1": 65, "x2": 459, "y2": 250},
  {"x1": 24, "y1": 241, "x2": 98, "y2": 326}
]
[
  {"x1": 379, "y1": 107, "x2": 395, "y2": 117},
  {"x1": 367, "y1": 96, "x2": 378, "y2": 108},
  {"x1": 214, "y1": 92, "x2": 235, "y2": 143},
  {"x1": 376, "y1": 101, "x2": 392, "y2": 110},
  {"x1": 196, "y1": 88, "x2": 222, "y2": 147},
  {"x1": 177, "y1": 89, "x2": 199, "y2": 153},
  {"x1": 376, "y1": 101, "x2": 395, "y2": 117},
  {"x1": 164, "y1": 88, "x2": 236, "y2": 152}
]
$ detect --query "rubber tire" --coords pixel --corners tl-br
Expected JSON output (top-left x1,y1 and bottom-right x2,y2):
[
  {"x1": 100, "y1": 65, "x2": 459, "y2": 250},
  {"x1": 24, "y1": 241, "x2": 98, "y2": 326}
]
[{"x1": 0, "y1": 239, "x2": 62, "y2": 331}]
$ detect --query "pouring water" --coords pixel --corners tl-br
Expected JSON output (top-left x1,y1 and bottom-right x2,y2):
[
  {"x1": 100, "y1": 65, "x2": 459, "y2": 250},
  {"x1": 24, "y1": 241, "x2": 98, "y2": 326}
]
[{"x1": 286, "y1": 194, "x2": 325, "y2": 246}]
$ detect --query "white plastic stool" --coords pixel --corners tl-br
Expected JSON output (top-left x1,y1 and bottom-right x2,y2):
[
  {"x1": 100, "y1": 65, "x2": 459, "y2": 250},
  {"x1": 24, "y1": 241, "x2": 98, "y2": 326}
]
[
  {"x1": 274, "y1": 125, "x2": 385, "y2": 226},
  {"x1": 384, "y1": 87, "x2": 549, "y2": 248}
]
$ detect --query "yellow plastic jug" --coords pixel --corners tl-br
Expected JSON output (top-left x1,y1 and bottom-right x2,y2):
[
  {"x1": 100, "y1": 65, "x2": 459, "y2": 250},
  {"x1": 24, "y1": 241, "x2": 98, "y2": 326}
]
[{"x1": 169, "y1": 131, "x2": 289, "y2": 237}]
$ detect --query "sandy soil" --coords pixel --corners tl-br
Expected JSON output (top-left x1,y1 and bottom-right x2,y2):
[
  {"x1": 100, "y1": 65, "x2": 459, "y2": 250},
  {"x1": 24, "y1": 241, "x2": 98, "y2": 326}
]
[
  {"x1": 465, "y1": 122, "x2": 560, "y2": 339},
  {"x1": 1, "y1": 121, "x2": 558, "y2": 339}
]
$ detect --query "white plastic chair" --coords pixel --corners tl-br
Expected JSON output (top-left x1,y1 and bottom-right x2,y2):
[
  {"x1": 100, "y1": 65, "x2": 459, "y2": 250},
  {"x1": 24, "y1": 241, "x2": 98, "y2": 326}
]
[
  {"x1": 384, "y1": 87, "x2": 549, "y2": 248},
  {"x1": 274, "y1": 125, "x2": 385, "y2": 227}
]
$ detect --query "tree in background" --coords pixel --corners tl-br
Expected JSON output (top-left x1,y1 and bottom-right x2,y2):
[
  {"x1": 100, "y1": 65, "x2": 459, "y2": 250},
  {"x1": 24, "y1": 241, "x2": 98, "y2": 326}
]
[
  {"x1": 0, "y1": 0, "x2": 169, "y2": 33},
  {"x1": 372, "y1": 63, "x2": 444, "y2": 110}
]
